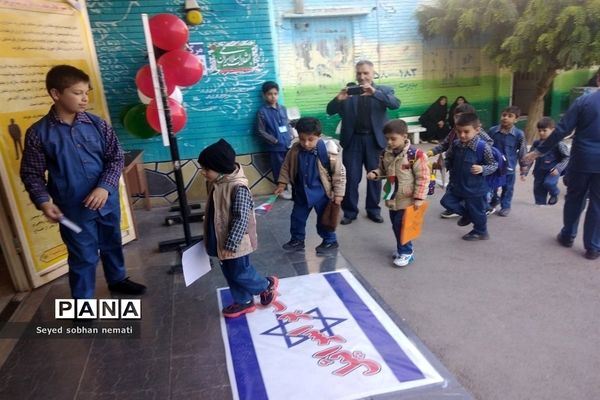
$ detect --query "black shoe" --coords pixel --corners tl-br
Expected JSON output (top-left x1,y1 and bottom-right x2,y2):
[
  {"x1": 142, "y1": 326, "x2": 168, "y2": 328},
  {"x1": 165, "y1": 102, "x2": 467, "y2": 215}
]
[
  {"x1": 457, "y1": 216, "x2": 471, "y2": 226},
  {"x1": 367, "y1": 214, "x2": 384, "y2": 223},
  {"x1": 462, "y1": 231, "x2": 490, "y2": 241},
  {"x1": 340, "y1": 217, "x2": 355, "y2": 225},
  {"x1": 486, "y1": 207, "x2": 496, "y2": 216},
  {"x1": 282, "y1": 239, "x2": 305, "y2": 251},
  {"x1": 548, "y1": 195, "x2": 558, "y2": 205},
  {"x1": 490, "y1": 198, "x2": 500, "y2": 208},
  {"x1": 556, "y1": 233, "x2": 574, "y2": 248},
  {"x1": 316, "y1": 240, "x2": 339, "y2": 253},
  {"x1": 222, "y1": 301, "x2": 256, "y2": 318},
  {"x1": 497, "y1": 208, "x2": 510, "y2": 217},
  {"x1": 440, "y1": 210, "x2": 460, "y2": 218},
  {"x1": 260, "y1": 276, "x2": 279, "y2": 305},
  {"x1": 108, "y1": 278, "x2": 146, "y2": 295},
  {"x1": 585, "y1": 249, "x2": 600, "y2": 260}
]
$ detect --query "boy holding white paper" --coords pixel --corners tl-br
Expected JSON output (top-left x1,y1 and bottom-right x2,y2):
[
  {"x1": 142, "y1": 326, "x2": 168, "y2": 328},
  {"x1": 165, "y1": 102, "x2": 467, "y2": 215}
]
[
  {"x1": 198, "y1": 139, "x2": 278, "y2": 318},
  {"x1": 20, "y1": 65, "x2": 146, "y2": 299},
  {"x1": 367, "y1": 119, "x2": 430, "y2": 267}
]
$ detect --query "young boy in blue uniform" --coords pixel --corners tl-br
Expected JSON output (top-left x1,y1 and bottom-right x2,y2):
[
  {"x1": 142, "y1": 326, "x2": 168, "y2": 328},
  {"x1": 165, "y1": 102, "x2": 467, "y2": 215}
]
[
  {"x1": 488, "y1": 106, "x2": 528, "y2": 216},
  {"x1": 199, "y1": 139, "x2": 278, "y2": 318},
  {"x1": 521, "y1": 117, "x2": 570, "y2": 205},
  {"x1": 441, "y1": 113, "x2": 498, "y2": 241},
  {"x1": 20, "y1": 65, "x2": 146, "y2": 299},
  {"x1": 275, "y1": 117, "x2": 346, "y2": 253},
  {"x1": 256, "y1": 81, "x2": 293, "y2": 199}
]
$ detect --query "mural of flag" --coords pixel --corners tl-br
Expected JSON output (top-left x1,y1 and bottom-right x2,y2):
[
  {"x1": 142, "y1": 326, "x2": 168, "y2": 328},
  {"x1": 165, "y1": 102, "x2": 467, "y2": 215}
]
[
  {"x1": 383, "y1": 176, "x2": 397, "y2": 200},
  {"x1": 254, "y1": 194, "x2": 278, "y2": 216}
]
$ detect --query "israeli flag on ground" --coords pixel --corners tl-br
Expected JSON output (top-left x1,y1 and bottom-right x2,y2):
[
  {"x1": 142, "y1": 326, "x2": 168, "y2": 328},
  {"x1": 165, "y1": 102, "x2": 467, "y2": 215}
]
[{"x1": 218, "y1": 270, "x2": 443, "y2": 400}]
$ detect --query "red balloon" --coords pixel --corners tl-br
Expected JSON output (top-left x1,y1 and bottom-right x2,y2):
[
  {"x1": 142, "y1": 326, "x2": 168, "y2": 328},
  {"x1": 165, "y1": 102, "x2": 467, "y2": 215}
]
[
  {"x1": 135, "y1": 64, "x2": 176, "y2": 98},
  {"x1": 149, "y1": 14, "x2": 189, "y2": 51},
  {"x1": 146, "y1": 98, "x2": 187, "y2": 133},
  {"x1": 158, "y1": 50, "x2": 204, "y2": 87}
]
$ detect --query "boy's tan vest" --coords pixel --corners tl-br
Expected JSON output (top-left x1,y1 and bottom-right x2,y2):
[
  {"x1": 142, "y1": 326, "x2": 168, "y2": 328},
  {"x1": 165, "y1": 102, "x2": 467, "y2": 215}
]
[{"x1": 204, "y1": 165, "x2": 258, "y2": 260}]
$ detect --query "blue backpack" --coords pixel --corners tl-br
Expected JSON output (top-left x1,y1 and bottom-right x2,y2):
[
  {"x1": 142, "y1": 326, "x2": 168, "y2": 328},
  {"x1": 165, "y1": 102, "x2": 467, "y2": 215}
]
[{"x1": 475, "y1": 140, "x2": 508, "y2": 190}]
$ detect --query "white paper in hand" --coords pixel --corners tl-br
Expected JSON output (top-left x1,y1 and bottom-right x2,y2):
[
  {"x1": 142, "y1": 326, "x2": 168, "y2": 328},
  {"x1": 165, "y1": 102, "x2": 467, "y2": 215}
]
[
  {"x1": 182, "y1": 242, "x2": 211, "y2": 287},
  {"x1": 59, "y1": 216, "x2": 82, "y2": 233}
]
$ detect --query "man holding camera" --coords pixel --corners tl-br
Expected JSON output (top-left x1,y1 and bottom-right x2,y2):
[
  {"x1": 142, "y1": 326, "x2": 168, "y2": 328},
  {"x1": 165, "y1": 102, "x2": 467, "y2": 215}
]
[{"x1": 326, "y1": 60, "x2": 401, "y2": 225}]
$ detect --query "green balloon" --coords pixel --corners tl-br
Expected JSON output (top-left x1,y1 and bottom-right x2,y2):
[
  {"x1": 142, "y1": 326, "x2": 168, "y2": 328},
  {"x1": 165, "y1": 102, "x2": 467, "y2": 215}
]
[
  {"x1": 119, "y1": 104, "x2": 138, "y2": 125},
  {"x1": 124, "y1": 104, "x2": 158, "y2": 139}
]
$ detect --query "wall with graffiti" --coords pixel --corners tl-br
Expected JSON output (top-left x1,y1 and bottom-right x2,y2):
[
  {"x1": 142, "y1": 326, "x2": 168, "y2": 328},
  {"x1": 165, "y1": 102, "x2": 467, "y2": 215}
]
[
  {"x1": 272, "y1": 0, "x2": 511, "y2": 137},
  {"x1": 87, "y1": 0, "x2": 593, "y2": 206}
]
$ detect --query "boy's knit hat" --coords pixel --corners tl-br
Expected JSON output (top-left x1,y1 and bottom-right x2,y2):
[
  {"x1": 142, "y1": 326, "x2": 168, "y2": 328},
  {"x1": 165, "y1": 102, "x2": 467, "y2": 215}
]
[{"x1": 198, "y1": 139, "x2": 236, "y2": 174}]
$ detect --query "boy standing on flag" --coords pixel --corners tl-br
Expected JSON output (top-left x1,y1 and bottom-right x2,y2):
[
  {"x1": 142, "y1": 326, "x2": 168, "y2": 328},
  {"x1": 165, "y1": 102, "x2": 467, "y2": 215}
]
[
  {"x1": 198, "y1": 139, "x2": 278, "y2": 318},
  {"x1": 367, "y1": 120, "x2": 430, "y2": 267},
  {"x1": 275, "y1": 117, "x2": 346, "y2": 254}
]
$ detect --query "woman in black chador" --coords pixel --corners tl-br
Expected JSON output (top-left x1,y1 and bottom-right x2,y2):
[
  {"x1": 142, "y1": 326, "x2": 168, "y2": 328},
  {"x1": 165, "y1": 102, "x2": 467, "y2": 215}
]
[{"x1": 419, "y1": 95, "x2": 449, "y2": 143}]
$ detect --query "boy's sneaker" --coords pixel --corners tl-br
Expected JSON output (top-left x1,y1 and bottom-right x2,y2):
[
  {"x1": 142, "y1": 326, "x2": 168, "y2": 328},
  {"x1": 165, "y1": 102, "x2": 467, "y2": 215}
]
[
  {"x1": 280, "y1": 189, "x2": 293, "y2": 200},
  {"x1": 282, "y1": 239, "x2": 305, "y2": 251},
  {"x1": 462, "y1": 231, "x2": 490, "y2": 241},
  {"x1": 108, "y1": 277, "x2": 147, "y2": 295},
  {"x1": 548, "y1": 195, "x2": 558, "y2": 205},
  {"x1": 222, "y1": 301, "x2": 256, "y2": 318},
  {"x1": 440, "y1": 210, "x2": 459, "y2": 218},
  {"x1": 315, "y1": 240, "x2": 339, "y2": 253},
  {"x1": 260, "y1": 276, "x2": 279, "y2": 305},
  {"x1": 486, "y1": 207, "x2": 496, "y2": 216},
  {"x1": 457, "y1": 216, "x2": 471, "y2": 226},
  {"x1": 393, "y1": 253, "x2": 414, "y2": 267},
  {"x1": 497, "y1": 208, "x2": 510, "y2": 217}
]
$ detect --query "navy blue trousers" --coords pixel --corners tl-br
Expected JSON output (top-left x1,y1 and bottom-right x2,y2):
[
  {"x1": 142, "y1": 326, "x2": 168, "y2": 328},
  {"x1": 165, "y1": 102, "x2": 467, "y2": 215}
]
[
  {"x1": 533, "y1": 172, "x2": 560, "y2": 205},
  {"x1": 290, "y1": 194, "x2": 337, "y2": 243},
  {"x1": 59, "y1": 211, "x2": 126, "y2": 299},
  {"x1": 220, "y1": 255, "x2": 269, "y2": 304},
  {"x1": 389, "y1": 209, "x2": 413, "y2": 255},
  {"x1": 492, "y1": 173, "x2": 516, "y2": 209},
  {"x1": 441, "y1": 191, "x2": 488, "y2": 234},
  {"x1": 270, "y1": 151, "x2": 288, "y2": 182},
  {"x1": 561, "y1": 171, "x2": 600, "y2": 251},
  {"x1": 341, "y1": 134, "x2": 382, "y2": 219}
]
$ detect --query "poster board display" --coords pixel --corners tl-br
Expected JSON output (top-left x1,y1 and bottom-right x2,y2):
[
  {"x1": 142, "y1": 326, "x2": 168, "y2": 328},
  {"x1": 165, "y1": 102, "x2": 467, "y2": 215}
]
[{"x1": 0, "y1": 0, "x2": 136, "y2": 288}]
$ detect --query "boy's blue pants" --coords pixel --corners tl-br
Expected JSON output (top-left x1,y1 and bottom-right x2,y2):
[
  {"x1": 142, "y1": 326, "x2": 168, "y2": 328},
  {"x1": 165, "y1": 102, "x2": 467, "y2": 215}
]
[
  {"x1": 561, "y1": 172, "x2": 600, "y2": 252},
  {"x1": 441, "y1": 191, "x2": 488, "y2": 234},
  {"x1": 220, "y1": 255, "x2": 268, "y2": 304},
  {"x1": 389, "y1": 209, "x2": 413, "y2": 255},
  {"x1": 290, "y1": 195, "x2": 337, "y2": 243},
  {"x1": 533, "y1": 173, "x2": 560, "y2": 205},
  {"x1": 59, "y1": 211, "x2": 126, "y2": 299},
  {"x1": 492, "y1": 173, "x2": 516, "y2": 209},
  {"x1": 270, "y1": 151, "x2": 288, "y2": 182}
]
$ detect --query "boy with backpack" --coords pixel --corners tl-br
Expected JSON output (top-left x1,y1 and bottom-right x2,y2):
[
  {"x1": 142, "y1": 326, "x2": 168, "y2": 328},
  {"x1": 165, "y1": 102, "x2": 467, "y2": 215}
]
[
  {"x1": 367, "y1": 119, "x2": 430, "y2": 267},
  {"x1": 488, "y1": 106, "x2": 528, "y2": 216},
  {"x1": 441, "y1": 113, "x2": 498, "y2": 241},
  {"x1": 275, "y1": 117, "x2": 346, "y2": 254},
  {"x1": 426, "y1": 103, "x2": 494, "y2": 218},
  {"x1": 521, "y1": 117, "x2": 570, "y2": 205}
]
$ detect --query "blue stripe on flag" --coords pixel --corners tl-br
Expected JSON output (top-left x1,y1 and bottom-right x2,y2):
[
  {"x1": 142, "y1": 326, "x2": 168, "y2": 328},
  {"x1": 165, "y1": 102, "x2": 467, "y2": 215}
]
[
  {"x1": 324, "y1": 273, "x2": 426, "y2": 382},
  {"x1": 220, "y1": 289, "x2": 268, "y2": 400}
]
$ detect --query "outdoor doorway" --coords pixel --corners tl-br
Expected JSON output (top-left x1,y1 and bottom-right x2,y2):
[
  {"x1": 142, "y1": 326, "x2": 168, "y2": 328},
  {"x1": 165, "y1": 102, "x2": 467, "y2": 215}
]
[{"x1": 512, "y1": 71, "x2": 550, "y2": 116}]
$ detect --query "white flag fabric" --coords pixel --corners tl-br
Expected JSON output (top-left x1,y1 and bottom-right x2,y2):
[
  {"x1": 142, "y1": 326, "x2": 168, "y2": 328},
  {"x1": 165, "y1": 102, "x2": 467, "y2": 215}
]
[{"x1": 218, "y1": 270, "x2": 443, "y2": 400}]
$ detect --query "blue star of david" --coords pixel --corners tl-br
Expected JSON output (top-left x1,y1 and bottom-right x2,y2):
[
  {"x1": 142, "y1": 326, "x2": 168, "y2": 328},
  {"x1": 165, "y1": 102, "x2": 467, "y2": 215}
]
[{"x1": 260, "y1": 307, "x2": 347, "y2": 348}]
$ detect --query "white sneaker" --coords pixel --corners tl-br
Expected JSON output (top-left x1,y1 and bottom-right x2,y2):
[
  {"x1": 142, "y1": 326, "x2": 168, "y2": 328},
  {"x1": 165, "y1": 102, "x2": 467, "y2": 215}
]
[
  {"x1": 280, "y1": 190, "x2": 292, "y2": 200},
  {"x1": 393, "y1": 253, "x2": 414, "y2": 267}
]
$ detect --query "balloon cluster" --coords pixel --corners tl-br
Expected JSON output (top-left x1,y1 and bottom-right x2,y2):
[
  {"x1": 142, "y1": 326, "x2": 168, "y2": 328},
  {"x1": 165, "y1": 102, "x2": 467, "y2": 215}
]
[{"x1": 124, "y1": 13, "x2": 204, "y2": 138}]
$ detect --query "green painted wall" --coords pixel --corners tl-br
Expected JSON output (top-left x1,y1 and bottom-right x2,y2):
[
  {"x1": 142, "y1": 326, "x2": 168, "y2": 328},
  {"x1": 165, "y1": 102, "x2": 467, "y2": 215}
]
[{"x1": 282, "y1": 74, "x2": 512, "y2": 137}]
